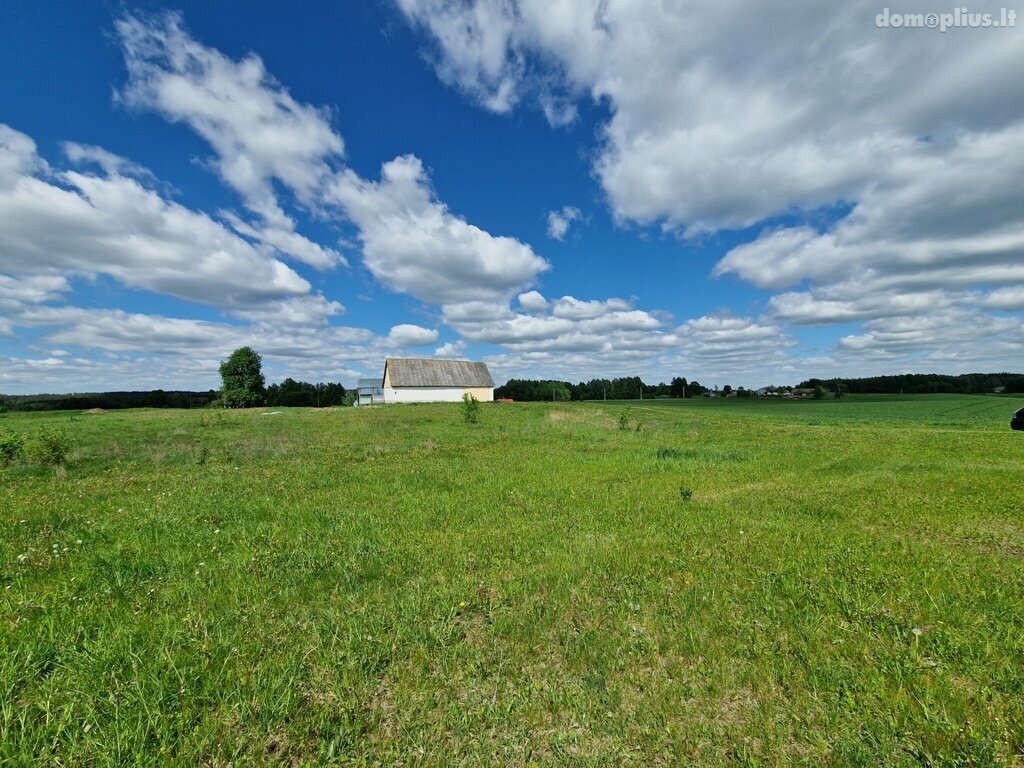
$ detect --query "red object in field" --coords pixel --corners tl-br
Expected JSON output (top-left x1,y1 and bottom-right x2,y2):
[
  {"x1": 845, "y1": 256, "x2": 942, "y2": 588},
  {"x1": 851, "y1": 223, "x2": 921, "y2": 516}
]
[{"x1": 497, "y1": 397, "x2": 514, "y2": 403}]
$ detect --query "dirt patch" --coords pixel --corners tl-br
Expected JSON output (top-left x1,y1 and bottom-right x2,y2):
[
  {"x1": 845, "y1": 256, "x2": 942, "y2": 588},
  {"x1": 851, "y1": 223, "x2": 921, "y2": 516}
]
[{"x1": 85, "y1": 408, "x2": 106, "y2": 414}]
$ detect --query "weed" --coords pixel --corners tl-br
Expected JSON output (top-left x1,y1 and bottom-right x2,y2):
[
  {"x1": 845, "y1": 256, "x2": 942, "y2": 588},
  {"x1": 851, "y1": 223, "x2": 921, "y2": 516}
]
[
  {"x1": 26, "y1": 426, "x2": 71, "y2": 466},
  {"x1": 678, "y1": 483, "x2": 693, "y2": 500},
  {"x1": 0, "y1": 430, "x2": 24, "y2": 465},
  {"x1": 656, "y1": 447, "x2": 682, "y2": 459},
  {"x1": 461, "y1": 393, "x2": 480, "y2": 423}
]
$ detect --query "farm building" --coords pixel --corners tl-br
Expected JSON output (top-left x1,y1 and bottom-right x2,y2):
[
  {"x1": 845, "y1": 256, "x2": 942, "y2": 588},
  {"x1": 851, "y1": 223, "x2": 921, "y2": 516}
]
[
  {"x1": 381, "y1": 358, "x2": 494, "y2": 404},
  {"x1": 355, "y1": 378, "x2": 384, "y2": 406}
]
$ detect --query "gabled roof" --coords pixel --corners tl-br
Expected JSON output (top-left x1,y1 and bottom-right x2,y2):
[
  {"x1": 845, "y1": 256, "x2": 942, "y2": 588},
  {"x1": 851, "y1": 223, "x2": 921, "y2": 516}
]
[{"x1": 385, "y1": 358, "x2": 494, "y2": 388}]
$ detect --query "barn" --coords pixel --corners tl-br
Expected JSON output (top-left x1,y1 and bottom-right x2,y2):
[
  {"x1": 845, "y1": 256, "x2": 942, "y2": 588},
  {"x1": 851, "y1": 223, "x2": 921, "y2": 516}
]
[{"x1": 381, "y1": 358, "x2": 494, "y2": 404}]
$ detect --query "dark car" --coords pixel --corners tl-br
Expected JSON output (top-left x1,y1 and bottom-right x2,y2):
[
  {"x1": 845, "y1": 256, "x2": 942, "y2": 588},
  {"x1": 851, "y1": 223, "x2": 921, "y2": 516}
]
[{"x1": 1013, "y1": 407, "x2": 1024, "y2": 431}]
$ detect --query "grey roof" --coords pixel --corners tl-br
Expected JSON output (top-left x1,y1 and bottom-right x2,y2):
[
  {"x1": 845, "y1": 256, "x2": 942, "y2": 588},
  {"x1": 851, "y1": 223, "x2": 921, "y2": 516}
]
[
  {"x1": 385, "y1": 358, "x2": 494, "y2": 388},
  {"x1": 357, "y1": 378, "x2": 383, "y2": 389}
]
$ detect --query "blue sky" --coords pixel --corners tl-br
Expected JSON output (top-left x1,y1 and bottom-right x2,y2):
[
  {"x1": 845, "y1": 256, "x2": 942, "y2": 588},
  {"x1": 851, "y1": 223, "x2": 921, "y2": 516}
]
[{"x1": 1, "y1": 1, "x2": 1022, "y2": 394}]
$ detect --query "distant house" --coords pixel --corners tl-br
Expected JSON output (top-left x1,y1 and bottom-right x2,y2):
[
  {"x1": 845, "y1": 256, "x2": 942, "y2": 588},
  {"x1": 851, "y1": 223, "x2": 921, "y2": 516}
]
[
  {"x1": 381, "y1": 358, "x2": 494, "y2": 404},
  {"x1": 356, "y1": 378, "x2": 384, "y2": 406}
]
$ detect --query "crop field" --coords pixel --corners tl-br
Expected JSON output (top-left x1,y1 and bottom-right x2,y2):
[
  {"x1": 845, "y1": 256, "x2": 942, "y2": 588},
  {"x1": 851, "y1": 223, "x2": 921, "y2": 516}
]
[{"x1": 2, "y1": 395, "x2": 1023, "y2": 766}]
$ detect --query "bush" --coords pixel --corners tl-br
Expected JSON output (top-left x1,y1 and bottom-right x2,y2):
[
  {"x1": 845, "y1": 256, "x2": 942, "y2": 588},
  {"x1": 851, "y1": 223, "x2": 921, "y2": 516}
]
[
  {"x1": 0, "y1": 430, "x2": 24, "y2": 465},
  {"x1": 618, "y1": 410, "x2": 631, "y2": 431},
  {"x1": 461, "y1": 393, "x2": 480, "y2": 423},
  {"x1": 27, "y1": 427, "x2": 71, "y2": 466}
]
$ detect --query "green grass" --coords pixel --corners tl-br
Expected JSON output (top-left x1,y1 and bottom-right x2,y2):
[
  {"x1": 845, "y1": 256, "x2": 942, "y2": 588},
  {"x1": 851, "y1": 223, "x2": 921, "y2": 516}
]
[{"x1": 1, "y1": 396, "x2": 1023, "y2": 766}]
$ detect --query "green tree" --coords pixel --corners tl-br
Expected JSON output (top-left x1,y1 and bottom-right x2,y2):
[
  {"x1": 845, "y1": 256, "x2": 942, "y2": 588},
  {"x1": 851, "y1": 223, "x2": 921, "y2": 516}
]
[
  {"x1": 219, "y1": 347, "x2": 266, "y2": 408},
  {"x1": 813, "y1": 384, "x2": 825, "y2": 400},
  {"x1": 669, "y1": 377, "x2": 688, "y2": 398}
]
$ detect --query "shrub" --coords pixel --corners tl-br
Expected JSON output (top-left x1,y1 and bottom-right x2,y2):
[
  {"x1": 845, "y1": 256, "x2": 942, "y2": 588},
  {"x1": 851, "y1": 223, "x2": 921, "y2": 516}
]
[
  {"x1": 618, "y1": 410, "x2": 631, "y2": 431},
  {"x1": 27, "y1": 427, "x2": 72, "y2": 466},
  {"x1": 461, "y1": 393, "x2": 480, "y2": 423},
  {"x1": 0, "y1": 430, "x2": 24, "y2": 466}
]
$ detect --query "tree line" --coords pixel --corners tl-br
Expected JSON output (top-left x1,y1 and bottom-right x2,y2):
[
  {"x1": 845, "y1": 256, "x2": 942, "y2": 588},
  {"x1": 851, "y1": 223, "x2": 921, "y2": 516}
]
[
  {"x1": 0, "y1": 390, "x2": 220, "y2": 412},
  {"x1": 219, "y1": 347, "x2": 349, "y2": 408},
  {"x1": 797, "y1": 373, "x2": 1024, "y2": 395},
  {"x1": 495, "y1": 377, "x2": 711, "y2": 401}
]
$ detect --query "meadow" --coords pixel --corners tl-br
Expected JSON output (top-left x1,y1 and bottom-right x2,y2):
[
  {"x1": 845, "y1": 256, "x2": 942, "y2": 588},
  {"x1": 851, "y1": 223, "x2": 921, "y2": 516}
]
[{"x1": 1, "y1": 395, "x2": 1022, "y2": 766}]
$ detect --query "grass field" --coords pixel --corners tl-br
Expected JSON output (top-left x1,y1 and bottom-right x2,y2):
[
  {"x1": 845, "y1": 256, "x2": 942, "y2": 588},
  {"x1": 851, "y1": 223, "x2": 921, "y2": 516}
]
[{"x1": 2, "y1": 395, "x2": 1023, "y2": 766}]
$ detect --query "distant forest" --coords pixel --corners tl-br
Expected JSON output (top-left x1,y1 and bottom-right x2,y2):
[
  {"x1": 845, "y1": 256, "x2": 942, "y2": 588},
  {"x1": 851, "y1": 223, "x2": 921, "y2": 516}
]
[
  {"x1": 796, "y1": 373, "x2": 1024, "y2": 395},
  {"x1": 497, "y1": 372, "x2": 1024, "y2": 401},
  {"x1": 0, "y1": 390, "x2": 221, "y2": 412},
  {"x1": 2, "y1": 372, "x2": 1019, "y2": 411},
  {"x1": 0, "y1": 378, "x2": 348, "y2": 412}
]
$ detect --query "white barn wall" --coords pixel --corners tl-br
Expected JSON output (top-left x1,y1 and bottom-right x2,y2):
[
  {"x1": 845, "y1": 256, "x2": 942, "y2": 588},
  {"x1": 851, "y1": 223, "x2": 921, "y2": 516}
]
[{"x1": 383, "y1": 387, "x2": 467, "y2": 403}]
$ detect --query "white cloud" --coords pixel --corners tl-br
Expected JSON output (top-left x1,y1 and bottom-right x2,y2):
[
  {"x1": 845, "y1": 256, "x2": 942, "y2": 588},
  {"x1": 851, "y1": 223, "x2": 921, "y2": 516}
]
[
  {"x1": 116, "y1": 14, "x2": 548, "y2": 307},
  {"x1": 118, "y1": 13, "x2": 341, "y2": 219},
  {"x1": 63, "y1": 142, "x2": 157, "y2": 183},
  {"x1": 396, "y1": 0, "x2": 1024, "y2": 380},
  {"x1": 397, "y1": 0, "x2": 1024, "y2": 235},
  {"x1": 434, "y1": 339, "x2": 467, "y2": 358},
  {"x1": 546, "y1": 205, "x2": 580, "y2": 240},
  {"x1": 387, "y1": 323, "x2": 440, "y2": 347},
  {"x1": 0, "y1": 124, "x2": 322, "y2": 317},
  {"x1": 517, "y1": 290, "x2": 549, "y2": 313},
  {"x1": 983, "y1": 286, "x2": 1024, "y2": 311},
  {"x1": 326, "y1": 155, "x2": 549, "y2": 304},
  {"x1": 117, "y1": 12, "x2": 345, "y2": 270},
  {"x1": 0, "y1": 274, "x2": 70, "y2": 310}
]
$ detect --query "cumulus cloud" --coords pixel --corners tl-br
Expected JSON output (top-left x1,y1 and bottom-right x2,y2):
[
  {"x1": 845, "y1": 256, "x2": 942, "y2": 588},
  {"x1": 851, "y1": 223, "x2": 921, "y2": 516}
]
[
  {"x1": 714, "y1": 128, "x2": 1024, "y2": 341},
  {"x1": 326, "y1": 155, "x2": 549, "y2": 304},
  {"x1": 117, "y1": 11, "x2": 346, "y2": 271},
  {"x1": 116, "y1": 14, "x2": 548, "y2": 308},
  {"x1": 433, "y1": 340, "x2": 467, "y2": 358},
  {"x1": 387, "y1": 323, "x2": 440, "y2": 347},
  {"x1": 0, "y1": 124, "x2": 323, "y2": 317},
  {"x1": 396, "y1": 0, "x2": 1024, "y2": 376},
  {"x1": 546, "y1": 205, "x2": 580, "y2": 240},
  {"x1": 397, "y1": 0, "x2": 1024, "y2": 232},
  {"x1": 517, "y1": 290, "x2": 549, "y2": 313}
]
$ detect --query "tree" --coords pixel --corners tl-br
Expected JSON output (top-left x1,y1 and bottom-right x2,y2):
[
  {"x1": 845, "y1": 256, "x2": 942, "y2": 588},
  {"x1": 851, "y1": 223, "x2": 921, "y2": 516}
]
[
  {"x1": 669, "y1": 377, "x2": 688, "y2": 398},
  {"x1": 219, "y1": 347, "x2": 266, "y2": 408},
  {"x1": 813, "y1": 384, "x2": 825, "y2": 400}
]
